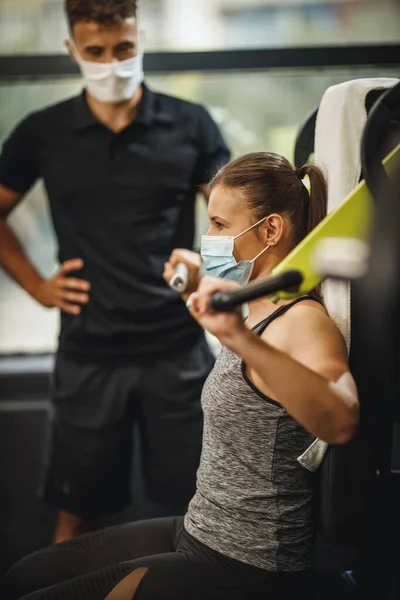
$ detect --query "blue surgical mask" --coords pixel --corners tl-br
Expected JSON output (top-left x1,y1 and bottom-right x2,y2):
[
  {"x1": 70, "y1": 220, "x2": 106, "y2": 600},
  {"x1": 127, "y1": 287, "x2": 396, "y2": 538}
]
[{"x1": 200, "y1": 217, "x2": 270, "y2": 286}]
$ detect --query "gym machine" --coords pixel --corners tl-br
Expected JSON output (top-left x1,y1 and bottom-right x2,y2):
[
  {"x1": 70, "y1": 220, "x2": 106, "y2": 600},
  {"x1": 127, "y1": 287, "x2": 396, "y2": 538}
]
[{"x1": 208, "y1": 80, "x2": 400, "y2": 599}]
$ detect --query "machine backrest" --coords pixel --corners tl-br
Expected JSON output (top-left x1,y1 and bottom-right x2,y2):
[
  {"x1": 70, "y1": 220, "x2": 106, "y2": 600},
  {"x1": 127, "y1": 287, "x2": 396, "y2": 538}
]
[
  {"x1": 294, "y1": 88, "x2": 388, "y2": 169},
  {"x1": 295, "y1": 80, "x2": 399, "y2": 547}
]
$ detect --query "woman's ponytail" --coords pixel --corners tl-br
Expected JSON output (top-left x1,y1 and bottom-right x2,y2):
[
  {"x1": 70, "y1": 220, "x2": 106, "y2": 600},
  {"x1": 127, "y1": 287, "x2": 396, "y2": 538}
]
[
  {"x1": 300, "y1": 163, "x2": 328, "y2": 236},
  {"x1": 296, "y1": 163, "x2": 327, "y2": 303}
]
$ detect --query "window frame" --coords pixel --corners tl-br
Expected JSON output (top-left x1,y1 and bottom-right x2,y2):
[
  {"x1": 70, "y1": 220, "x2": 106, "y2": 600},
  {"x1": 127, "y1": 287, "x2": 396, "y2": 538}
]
[{"x1": 0, "y1": 45, "x2": 400, "y2": 82}]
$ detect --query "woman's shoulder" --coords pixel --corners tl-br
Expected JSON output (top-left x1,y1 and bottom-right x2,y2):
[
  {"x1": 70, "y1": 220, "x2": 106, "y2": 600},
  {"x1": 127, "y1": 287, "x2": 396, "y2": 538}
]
[
  {"x1": 292, "y1": 296, "x2": 327, "y2": 314},
  {"x1": 264, "y1": 297, "x2": 348, "y2": 363},
  {"x1": 284, "y1": 298, "x2": 342, "y2": 338}
]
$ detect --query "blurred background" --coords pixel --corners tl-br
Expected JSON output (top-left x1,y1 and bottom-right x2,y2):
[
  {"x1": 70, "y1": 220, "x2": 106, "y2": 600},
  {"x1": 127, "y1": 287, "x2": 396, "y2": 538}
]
[
  {"x1": 0, "y1": 0, "x2": 399, "y2": 354},
  {"x1": 0, "y1": 0, "x2": 400, "y2": 582}
]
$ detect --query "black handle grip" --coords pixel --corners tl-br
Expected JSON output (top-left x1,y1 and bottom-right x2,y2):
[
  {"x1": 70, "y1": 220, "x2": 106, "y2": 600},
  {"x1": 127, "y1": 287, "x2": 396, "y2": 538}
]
[{"x1": 209, "y1": 269, "x2": 304, "y2": 312}]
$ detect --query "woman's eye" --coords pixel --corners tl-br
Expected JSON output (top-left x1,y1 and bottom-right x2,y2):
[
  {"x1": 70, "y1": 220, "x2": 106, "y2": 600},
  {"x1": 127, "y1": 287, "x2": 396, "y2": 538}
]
[{"x1": 215, "y1": 222, "x2": 224, "y2": 230}]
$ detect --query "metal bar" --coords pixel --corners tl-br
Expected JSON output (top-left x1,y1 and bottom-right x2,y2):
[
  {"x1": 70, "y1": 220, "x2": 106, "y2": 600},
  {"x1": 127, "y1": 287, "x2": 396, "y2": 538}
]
[
  {"x1": 0, "y1": 45, "x2": 399, "y2": 81},
  {"x1": 0, "y1": 354, "x2": 54, "y2": 374},
  {"x1": 0, "y1": 400, "x2": 50, "y2": 412}
]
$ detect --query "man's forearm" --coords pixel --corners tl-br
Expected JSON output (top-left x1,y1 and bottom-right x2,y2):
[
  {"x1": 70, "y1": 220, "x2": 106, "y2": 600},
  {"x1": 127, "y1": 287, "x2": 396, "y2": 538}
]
[{"x1": 0, "y1": 219, "x2": 44, "y2": 297}]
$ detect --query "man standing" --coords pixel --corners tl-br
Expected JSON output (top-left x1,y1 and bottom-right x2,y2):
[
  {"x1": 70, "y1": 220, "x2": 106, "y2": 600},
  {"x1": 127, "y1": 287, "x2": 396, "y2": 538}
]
[{"x1": 0, "y1": 0, "x2": 230, "y2": 543}]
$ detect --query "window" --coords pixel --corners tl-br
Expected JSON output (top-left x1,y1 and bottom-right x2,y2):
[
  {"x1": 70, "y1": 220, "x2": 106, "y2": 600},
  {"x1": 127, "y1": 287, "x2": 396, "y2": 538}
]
[
  {"x1": 0, "y1": 0, "x2": 399, "y2": 54},
  {"x1": 223, "y1": 2, "x2": 400, "y2": 49},
  {"x1": 0, "y1": 80, "x2": 82, "y2": 354},
  {"x1": 0, "y1": 66, "x2": 398, "y2": 353}
]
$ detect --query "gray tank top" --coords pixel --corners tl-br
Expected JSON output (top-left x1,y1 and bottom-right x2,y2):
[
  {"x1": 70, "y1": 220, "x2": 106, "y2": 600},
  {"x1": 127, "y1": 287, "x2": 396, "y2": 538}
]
[{"x1": 184, "y1": 297, "x2": 317, "y2": 572}]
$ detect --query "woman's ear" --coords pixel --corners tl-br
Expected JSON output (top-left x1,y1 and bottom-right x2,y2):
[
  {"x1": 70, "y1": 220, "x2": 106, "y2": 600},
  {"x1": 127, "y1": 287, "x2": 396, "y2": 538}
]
[{"x1": 261, "y1": 214, "x2": 285, "y2": 246}]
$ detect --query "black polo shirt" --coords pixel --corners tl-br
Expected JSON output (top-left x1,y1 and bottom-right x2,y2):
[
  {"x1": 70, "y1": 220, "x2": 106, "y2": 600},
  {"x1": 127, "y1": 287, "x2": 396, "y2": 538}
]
[{"x1": 0, "y1": 84, "x2": 230, "y2": 357}]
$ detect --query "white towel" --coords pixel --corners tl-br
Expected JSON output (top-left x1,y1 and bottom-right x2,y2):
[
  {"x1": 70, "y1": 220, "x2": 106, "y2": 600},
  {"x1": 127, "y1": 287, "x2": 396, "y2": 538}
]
[
  {"x1": 297, "y1": 437, "x2": 328, "y2": 472},
  {"x1": 314, "y1": 77, "x2": 399, "y2": 351}
]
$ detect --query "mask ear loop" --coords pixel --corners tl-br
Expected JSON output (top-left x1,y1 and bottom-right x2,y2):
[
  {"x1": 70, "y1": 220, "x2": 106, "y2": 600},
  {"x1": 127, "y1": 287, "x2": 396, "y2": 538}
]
[
  {"x1": 234, "y1": 219, "x2": 270, "y2": 287},
  {"x1": 251, "y1": 244, "x2": 270, "y2": 263},
  {"x1": 238, "y1": 244, "x2": 270, "y2": 288},
  {"x1": 233, "y1": 216, "x2": 268, "y2": 240}
]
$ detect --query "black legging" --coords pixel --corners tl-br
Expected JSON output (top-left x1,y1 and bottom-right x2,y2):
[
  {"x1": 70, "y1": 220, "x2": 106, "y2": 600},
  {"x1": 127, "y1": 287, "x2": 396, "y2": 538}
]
[{"x1": 2, "y1": 517, "x2": 314, "y2": 600}]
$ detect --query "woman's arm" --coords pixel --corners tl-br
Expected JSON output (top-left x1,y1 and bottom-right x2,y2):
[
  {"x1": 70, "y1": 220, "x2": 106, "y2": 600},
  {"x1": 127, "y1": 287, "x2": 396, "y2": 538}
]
[
  {"x1": 189, "y1": 277, "x2": 359, "y2": 445},
  {"x1": 231, "y1": 325, "x2": 358, "y2": 445},
  {"x1": 163, "y1": 249, "x2": 202, "y2": 301}
]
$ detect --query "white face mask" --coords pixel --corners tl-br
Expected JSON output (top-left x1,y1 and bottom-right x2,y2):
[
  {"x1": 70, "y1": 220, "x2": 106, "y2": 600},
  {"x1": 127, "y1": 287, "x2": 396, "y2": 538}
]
[{"x1": 70, "y1": 41, "x2": 144, "y2": 104}]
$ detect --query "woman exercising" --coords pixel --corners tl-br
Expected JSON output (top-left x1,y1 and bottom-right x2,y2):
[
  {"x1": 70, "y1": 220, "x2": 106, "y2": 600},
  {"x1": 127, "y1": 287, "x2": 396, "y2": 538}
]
[{"x1": 3, "y1": 153, "x2": 359, "y2": 600}]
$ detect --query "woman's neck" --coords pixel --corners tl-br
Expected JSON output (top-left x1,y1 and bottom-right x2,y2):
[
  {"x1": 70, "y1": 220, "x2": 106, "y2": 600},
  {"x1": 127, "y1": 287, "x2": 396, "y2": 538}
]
[
  {"x1": 244, "y1": 296, "x2": 282, "y2": 329},
  {"x1": 244, "y1": 257, "x2": 295, "y2": 327}
]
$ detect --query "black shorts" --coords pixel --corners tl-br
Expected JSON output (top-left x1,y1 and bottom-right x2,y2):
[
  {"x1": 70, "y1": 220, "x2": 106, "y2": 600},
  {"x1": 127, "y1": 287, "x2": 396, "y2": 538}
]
[{"x1": 39, "y1": 336, "x2": 214, "y2": 516}]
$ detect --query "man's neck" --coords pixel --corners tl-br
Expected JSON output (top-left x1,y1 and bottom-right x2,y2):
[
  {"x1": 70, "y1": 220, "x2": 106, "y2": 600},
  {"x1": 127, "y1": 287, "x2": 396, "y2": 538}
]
[{"x1": 85, "y1": 85, "x2": 144, "y2": 133}]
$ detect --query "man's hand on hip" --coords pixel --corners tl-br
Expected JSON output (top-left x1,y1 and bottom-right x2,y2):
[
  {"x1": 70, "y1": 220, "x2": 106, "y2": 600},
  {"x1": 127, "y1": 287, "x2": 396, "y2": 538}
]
[{"x1": 32, "y1": 258, "x2": 90, "y2": 315}]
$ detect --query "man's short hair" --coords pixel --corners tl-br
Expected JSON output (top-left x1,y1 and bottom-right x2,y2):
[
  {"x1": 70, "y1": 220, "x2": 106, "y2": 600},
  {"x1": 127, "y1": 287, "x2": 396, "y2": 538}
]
[{"x1": 65, "y1": 0, "x2": 138, "y2": 29}]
